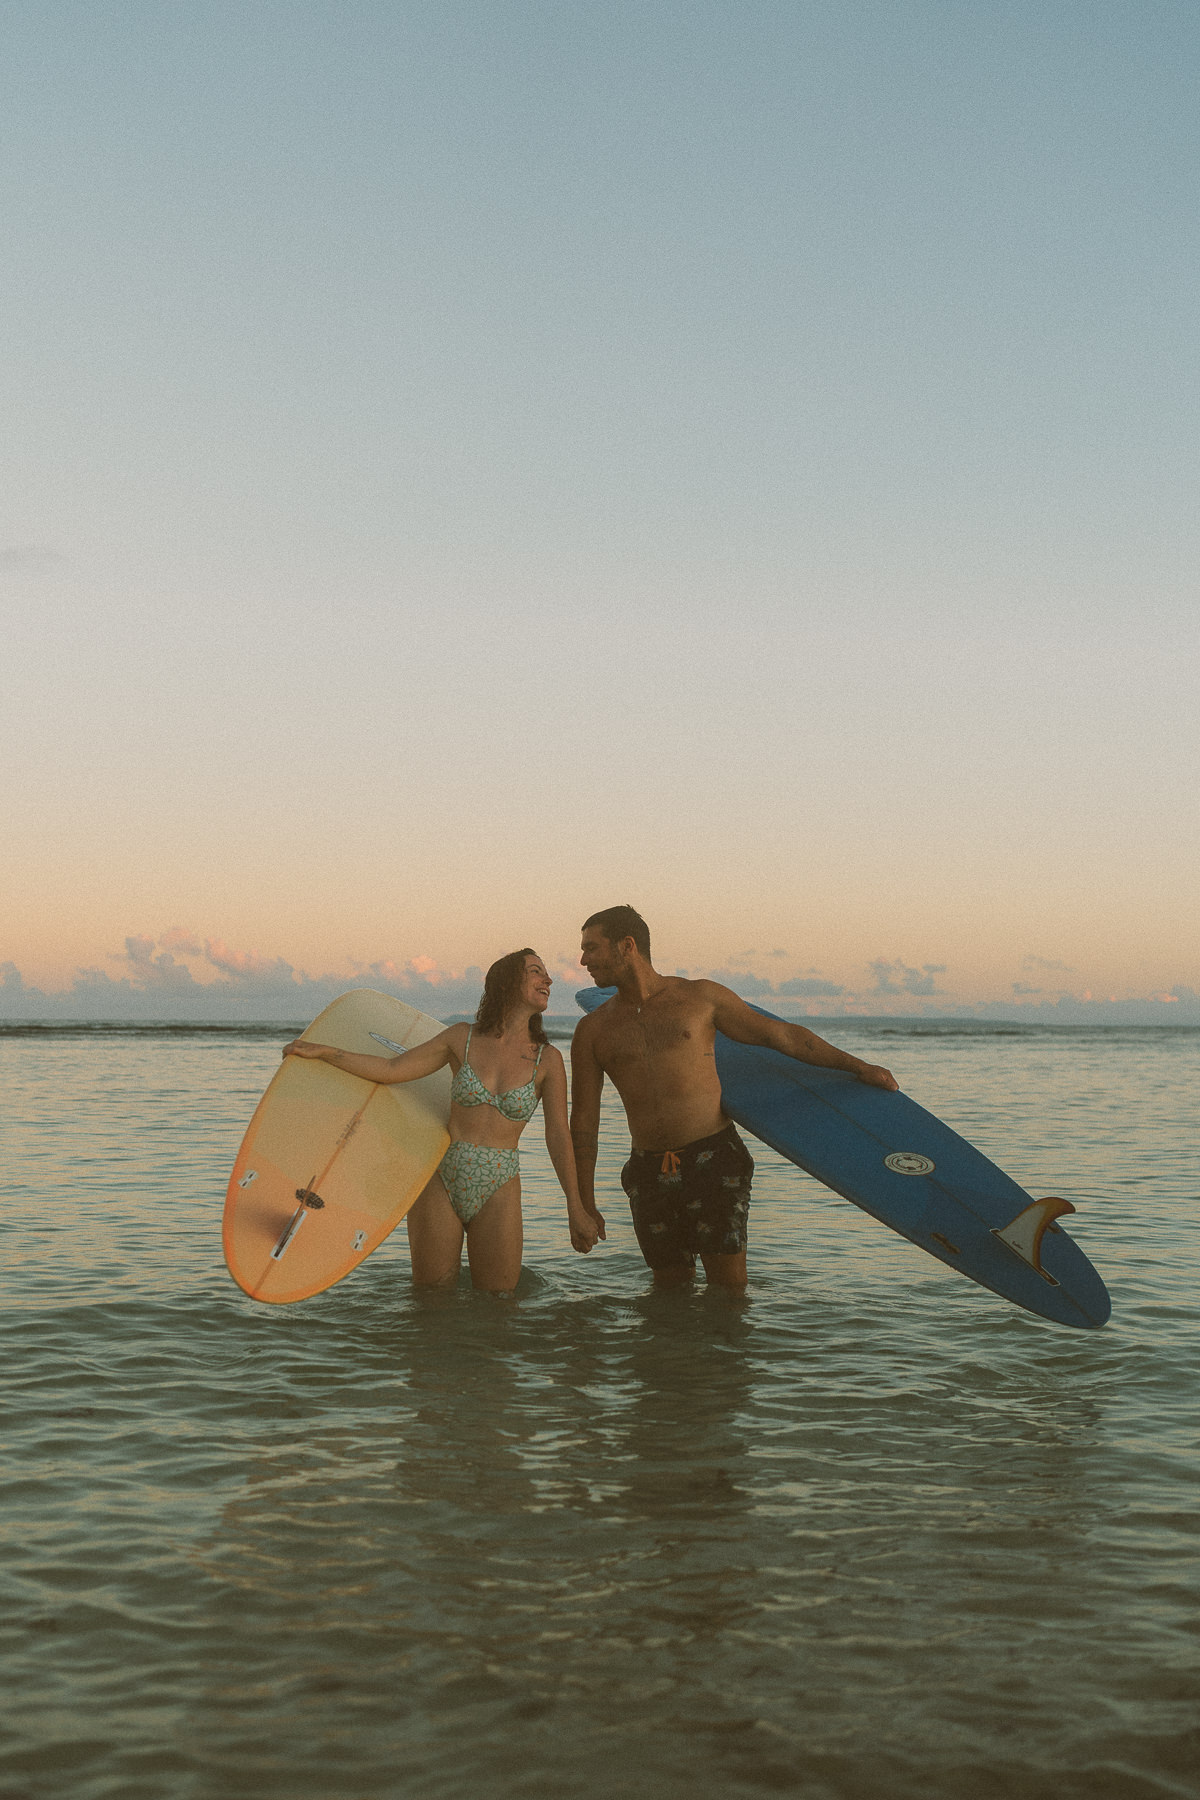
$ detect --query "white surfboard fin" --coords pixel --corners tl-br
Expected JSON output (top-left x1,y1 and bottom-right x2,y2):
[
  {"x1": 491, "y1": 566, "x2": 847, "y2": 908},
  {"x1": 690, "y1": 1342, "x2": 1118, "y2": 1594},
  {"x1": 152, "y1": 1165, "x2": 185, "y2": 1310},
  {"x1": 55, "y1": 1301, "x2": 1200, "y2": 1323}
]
[{"x1": 991, "y1": 1197, "x2": 1075, "y2": 1284}]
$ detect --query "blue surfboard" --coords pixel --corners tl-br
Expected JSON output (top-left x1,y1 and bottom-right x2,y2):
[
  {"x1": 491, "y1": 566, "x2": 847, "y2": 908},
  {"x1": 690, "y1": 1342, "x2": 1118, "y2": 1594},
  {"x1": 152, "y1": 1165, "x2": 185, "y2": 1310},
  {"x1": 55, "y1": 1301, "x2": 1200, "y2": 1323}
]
[{"x1": 575, "y1": 988, "x2": 1110, "y2": 1330}]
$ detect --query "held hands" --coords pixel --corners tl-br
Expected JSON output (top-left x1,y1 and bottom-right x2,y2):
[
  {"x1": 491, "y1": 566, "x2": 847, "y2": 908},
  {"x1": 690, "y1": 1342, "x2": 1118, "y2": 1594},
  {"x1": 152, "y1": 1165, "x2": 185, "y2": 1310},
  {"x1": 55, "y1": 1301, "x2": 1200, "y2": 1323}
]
[
  {"x1": 856, "y1": 1062, "x2": 899, "y2": 1091},
  {"x1": 568, "y1": 1206, "x2": 606, "y2": 1254}
]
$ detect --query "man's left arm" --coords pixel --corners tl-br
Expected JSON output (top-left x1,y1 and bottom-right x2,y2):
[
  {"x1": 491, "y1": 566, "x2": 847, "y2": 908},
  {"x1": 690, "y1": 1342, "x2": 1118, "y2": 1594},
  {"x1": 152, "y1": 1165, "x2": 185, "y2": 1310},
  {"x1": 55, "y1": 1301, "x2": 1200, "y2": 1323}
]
[{"x1": 705, "y1": 983, "x2": 899, "y2": 1090}]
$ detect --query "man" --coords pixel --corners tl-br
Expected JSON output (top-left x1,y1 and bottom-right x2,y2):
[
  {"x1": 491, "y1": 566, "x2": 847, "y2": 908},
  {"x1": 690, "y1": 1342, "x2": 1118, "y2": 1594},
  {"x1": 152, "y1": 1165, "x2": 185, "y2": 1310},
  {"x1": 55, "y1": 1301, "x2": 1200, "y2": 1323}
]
[{"x1": 570, "y1": 905, "x2": 898, "y2": 1290}]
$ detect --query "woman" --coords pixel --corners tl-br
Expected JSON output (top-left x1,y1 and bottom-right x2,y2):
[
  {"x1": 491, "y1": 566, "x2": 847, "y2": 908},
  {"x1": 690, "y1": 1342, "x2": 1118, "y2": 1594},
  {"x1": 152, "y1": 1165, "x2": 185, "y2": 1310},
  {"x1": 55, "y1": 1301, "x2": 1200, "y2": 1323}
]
[{"x1": 282, "y1": 949, "x2": 603, "y2": 1293}]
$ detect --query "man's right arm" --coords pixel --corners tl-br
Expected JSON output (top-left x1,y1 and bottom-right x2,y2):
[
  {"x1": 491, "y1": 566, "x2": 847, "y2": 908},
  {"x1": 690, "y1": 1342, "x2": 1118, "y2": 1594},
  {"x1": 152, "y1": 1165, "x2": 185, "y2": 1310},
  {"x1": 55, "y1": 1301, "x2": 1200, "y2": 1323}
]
[{"x1": 569, "y1": 1018, "x2": 607, "y2": 1231}]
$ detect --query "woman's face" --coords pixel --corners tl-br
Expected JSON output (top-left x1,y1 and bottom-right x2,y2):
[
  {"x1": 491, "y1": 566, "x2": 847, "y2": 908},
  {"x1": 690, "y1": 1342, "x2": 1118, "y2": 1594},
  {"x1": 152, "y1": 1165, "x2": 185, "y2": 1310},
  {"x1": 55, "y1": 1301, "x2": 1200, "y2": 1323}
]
[{"x1": 521, "y1": 955, "x2": 552, "y2": 1013}]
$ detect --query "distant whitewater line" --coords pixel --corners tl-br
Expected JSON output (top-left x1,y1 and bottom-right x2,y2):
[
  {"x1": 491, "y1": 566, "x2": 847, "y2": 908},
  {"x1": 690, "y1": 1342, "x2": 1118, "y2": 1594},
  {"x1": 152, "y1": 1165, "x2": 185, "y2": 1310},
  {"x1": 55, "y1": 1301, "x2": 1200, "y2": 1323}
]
[
  {"x1": 0, "y1": 1016, "x2": 575, "y2": 1041},
  {"x1": 3, "y1": 1017, "x2": 1198, "y2": 1040}
]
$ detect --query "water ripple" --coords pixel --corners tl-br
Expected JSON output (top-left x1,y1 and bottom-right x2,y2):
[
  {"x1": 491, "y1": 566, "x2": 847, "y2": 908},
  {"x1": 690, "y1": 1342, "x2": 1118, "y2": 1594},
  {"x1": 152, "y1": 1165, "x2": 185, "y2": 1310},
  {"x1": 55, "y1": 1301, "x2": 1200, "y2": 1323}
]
[{"x1": 2, "y1": 1029, "x2": 1198, "y2": 1799}]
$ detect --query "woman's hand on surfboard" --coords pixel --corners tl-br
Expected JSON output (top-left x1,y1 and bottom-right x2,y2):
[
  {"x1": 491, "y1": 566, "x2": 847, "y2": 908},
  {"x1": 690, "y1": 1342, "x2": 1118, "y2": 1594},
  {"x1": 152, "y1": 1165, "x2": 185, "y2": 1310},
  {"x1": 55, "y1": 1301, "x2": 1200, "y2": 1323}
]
[
  {"x1": 281, "y1": 1039, "x2": 331, "y2": 1061},
  {"x1": 856, "y1": 1062, "x2": 899, "y2": 1090}
]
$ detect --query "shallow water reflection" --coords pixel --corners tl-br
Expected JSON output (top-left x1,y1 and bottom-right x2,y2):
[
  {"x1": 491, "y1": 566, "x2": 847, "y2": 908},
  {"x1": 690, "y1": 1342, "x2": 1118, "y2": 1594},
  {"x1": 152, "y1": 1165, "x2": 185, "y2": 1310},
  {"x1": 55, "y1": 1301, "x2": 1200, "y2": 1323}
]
[{"x1": 2, "y1": 1027, "x2": 1198, "y2": 1798}]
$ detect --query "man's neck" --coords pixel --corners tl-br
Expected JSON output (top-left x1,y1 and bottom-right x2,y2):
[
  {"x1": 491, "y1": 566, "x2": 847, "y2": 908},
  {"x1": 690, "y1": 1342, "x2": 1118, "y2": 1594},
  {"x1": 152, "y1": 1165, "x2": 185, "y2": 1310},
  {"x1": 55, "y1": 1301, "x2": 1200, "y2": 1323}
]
[{"x1": 614, "y1": 963, "x2": 668, "y2": 1010}]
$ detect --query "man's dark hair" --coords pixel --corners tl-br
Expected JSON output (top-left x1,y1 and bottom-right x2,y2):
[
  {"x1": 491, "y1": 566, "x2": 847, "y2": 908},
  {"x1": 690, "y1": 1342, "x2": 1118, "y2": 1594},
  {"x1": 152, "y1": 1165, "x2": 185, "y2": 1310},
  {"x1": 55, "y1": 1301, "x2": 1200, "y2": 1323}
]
[{"x1": 582, "y1": 905, "x2": 651, "y2": 958}]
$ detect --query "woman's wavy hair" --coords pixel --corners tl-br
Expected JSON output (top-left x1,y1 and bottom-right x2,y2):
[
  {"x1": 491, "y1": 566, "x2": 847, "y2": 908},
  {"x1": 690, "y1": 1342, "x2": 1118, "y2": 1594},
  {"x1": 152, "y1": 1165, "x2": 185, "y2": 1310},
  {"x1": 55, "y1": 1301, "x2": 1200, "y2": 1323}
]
[{"x1": 474, "y1": 948, "x2": 548, "y2": 1044}]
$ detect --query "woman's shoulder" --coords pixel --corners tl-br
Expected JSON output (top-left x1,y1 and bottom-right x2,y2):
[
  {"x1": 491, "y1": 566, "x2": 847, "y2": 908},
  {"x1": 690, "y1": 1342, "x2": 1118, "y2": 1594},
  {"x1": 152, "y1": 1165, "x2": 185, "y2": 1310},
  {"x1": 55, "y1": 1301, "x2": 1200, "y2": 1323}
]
[{"x1": 537, "y1": 1039, "x2": 565, "y2": 1071}]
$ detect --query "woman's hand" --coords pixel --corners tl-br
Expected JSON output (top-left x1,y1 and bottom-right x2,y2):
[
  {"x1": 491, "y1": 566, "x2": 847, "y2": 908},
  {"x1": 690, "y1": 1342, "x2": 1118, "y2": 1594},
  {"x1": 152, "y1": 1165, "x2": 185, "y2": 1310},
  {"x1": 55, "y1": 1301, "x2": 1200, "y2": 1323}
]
[
  {"x1": 568, "y1": 1205, "x2": 605, "y2": 1254},
  {"x1": 282, "y1": 1039, "x2": 333, "y2": 1061}
]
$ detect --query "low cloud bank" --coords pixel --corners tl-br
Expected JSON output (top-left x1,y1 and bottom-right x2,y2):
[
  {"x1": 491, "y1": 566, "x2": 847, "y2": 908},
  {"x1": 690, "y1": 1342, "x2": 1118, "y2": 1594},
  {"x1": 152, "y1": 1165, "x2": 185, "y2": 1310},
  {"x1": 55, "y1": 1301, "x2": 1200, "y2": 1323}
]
[
  {"x1": 3, "y1": 937, "x2": 1199, "y2": 1027},
  {"x1": 0, "y1": 937, "x2": 489, "y2": 1024},
  {"x1": 698, "y1": 966, "x2": 1200, "y2": 1026},
  {"x1": 705, "y1": 969, "x2": 846, "y2": 1000}
]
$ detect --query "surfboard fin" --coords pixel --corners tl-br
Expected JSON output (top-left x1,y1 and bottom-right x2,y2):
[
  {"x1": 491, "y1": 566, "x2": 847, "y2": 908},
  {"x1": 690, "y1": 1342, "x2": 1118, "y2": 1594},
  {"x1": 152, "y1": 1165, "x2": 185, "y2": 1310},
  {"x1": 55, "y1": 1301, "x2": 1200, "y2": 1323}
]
[
  {"x1": 269, "y1": 1184, "x2": 326, "y2": 1261},
  {"x1": 271, "y1": 1206, "x2": 309, "y2": 1260},
  {"x1": 991, "y1": 1197, "x2": 1075, "y2": 1283}
]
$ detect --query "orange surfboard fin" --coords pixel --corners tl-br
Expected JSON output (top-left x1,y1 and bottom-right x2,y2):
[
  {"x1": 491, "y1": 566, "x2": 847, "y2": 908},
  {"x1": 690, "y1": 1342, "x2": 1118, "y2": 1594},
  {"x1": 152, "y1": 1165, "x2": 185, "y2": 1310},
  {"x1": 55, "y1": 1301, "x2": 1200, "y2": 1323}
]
[{"x1": 991, "y1": 1196, "x2": 1076, "y2": 1284}]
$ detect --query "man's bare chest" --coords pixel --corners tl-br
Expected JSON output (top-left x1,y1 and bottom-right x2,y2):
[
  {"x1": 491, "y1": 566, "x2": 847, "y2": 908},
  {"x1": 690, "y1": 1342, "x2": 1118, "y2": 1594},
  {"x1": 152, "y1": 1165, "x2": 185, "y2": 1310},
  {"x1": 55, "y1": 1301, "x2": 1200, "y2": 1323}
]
[{"x1": 597, "y1": 1007, "x2": 715, "y2": 1074}]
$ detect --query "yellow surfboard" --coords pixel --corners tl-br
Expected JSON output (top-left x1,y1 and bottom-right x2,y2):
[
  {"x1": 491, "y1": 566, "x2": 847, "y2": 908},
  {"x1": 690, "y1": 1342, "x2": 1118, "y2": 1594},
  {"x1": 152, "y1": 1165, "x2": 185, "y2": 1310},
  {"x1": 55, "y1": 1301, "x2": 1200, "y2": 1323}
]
[{"x1": 223, "y1": 989, "x2": 451, "y2": 1304}]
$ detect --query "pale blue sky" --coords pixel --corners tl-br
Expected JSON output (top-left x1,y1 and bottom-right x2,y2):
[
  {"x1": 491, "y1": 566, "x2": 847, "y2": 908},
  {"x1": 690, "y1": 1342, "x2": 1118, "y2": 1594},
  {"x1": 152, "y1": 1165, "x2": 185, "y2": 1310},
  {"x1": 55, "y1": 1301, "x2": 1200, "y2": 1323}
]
[{"x1": 3, "y1": 2, "x2": 1197, "y2": 1016}]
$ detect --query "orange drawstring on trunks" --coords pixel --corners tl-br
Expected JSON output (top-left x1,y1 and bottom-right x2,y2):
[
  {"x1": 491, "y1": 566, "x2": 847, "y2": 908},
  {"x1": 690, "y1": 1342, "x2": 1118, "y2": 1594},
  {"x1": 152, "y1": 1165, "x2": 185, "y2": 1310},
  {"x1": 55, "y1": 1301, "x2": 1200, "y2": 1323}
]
[{"x1": 660, "y1": 1152, "x2": 681, "y2": 1176}]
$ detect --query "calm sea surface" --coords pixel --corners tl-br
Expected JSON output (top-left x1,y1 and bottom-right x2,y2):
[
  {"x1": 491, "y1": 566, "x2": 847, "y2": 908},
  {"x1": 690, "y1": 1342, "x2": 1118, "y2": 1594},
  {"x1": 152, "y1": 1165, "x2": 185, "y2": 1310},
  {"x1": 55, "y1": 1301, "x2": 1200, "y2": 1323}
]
[{"x1": 2, "y1": 1021, "x2": 1198, "y2": 1800}]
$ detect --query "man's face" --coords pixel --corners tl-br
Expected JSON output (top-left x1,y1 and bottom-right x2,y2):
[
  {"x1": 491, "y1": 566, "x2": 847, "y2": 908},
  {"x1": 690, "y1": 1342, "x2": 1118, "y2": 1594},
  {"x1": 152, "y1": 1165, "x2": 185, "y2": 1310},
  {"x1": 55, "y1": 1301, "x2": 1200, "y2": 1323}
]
[{"x1": 579, "y1": 927, "x2": 625, "y2": 987}]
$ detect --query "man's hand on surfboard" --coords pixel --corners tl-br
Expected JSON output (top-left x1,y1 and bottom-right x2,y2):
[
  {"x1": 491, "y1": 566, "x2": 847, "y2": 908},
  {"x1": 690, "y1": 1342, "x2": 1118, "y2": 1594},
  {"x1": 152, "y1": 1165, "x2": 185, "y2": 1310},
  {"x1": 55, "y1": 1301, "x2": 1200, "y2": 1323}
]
[{"x1": 856, "y1": 1062, "x2": 899, "y2": 1091}]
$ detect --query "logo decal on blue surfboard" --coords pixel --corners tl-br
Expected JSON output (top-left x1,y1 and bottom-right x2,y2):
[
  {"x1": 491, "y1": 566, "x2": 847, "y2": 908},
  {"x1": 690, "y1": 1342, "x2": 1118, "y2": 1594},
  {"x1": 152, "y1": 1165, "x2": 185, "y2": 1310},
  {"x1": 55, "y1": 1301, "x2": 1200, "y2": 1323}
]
[{"x1": 884, "y1": 1152, "x2": 935, "y2": 1176}]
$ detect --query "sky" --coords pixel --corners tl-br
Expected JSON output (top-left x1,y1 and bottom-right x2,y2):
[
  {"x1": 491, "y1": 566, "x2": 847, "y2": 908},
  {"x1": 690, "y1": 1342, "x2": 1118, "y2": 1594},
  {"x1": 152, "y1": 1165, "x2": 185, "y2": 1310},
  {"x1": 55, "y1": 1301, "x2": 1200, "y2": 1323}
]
[{"x1": 3, "y1": 1, "x2": 1197, "y2": 1022}]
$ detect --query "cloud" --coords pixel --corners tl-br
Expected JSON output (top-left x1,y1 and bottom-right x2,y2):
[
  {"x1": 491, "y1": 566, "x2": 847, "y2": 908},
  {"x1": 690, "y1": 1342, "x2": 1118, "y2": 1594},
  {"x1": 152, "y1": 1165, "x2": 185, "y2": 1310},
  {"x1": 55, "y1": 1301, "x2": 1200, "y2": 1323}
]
[
  {"x1": 775, "y1": 977, "x2": 846, "y2": 997},
  {"x1": 111, "y1": 935, "x2": 198, "y2": 990},
  {"x1": 707, "y1": 969, "x2": 775, "y2": 996},
  {"x1": 705, "y1": 969, "x2": 845, "y2": 1000},
  {"x1": 868, "y1": 959, "x2": 946, "y2": 997},
  {"x1": 0, "y1": 544, "x2": 64, "y2": 570},
  {"x1": 204, "y1": 938, "x2": 296, "y2": 984},
  {"x1": 4, "y1": 945, "x2": 1200, "y2": 1029},
  {"x1": 159, "y1": 928, "x2": 203, "y2": 956},
  {"x1": 354, "y1": 955, "x2": 487, "y2": 1006},
  {"x1": 550, "y1": 954, "x2": 585, "y2": 983},
  {"x1": 719, "y1": 972, "x2": 773, "y2": 1000},
  {"x1": 87, "y1": 931, "x2": 495, "y2": 1015},
  {"x1": 1022, "y1": 954, "x2": 1074, "y2": 973},
  {"x1": 0, "y1": 931, "x2": 496, "y2": 1022}
]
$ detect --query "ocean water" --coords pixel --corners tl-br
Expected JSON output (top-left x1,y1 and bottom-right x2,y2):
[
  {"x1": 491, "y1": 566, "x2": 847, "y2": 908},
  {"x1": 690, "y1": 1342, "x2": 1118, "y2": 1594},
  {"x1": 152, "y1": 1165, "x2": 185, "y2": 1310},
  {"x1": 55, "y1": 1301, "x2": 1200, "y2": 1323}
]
[{"x1": 2, "y1": 1021, "x2": 1198, "y2": 1800}]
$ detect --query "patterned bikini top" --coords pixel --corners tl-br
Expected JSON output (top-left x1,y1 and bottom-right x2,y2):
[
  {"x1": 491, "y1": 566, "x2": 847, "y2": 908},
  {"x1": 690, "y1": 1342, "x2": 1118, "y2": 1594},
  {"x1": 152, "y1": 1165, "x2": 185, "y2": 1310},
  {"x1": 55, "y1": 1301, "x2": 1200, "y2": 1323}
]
[{"x1": 450, "y1": 1029, "x2": 544, "y2": 1122}]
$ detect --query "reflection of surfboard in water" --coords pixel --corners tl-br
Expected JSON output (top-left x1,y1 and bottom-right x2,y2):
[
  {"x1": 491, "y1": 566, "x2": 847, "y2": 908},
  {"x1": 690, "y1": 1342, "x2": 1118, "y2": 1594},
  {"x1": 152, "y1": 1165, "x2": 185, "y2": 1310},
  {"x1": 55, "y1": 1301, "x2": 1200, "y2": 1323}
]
[
  {"x1": 223, "y1": 990, "x2": 450, "y2": 1304},
  {"x1": 576, "y1": 988, "x2": 1110, "y2": 1330}
]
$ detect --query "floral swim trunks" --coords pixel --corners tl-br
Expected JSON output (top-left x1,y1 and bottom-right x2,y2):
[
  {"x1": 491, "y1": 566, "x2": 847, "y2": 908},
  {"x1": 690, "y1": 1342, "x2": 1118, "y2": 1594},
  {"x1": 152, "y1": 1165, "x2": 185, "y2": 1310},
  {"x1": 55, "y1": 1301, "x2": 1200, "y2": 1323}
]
[{"x1": 620, "y1": 1123, "x2": 754, "y2": 1270}]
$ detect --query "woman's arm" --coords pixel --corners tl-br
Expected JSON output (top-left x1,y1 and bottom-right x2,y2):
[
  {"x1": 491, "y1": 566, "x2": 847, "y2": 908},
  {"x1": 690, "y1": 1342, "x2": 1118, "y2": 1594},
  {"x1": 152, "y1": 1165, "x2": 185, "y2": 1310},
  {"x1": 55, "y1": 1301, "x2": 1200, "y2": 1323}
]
[
  {"x1": 540, "y1": 1049, "x2": 604, "y2": 1253},
  {"x1": 282, "y1": 1024, "x2": 461, "y2": 1086}
]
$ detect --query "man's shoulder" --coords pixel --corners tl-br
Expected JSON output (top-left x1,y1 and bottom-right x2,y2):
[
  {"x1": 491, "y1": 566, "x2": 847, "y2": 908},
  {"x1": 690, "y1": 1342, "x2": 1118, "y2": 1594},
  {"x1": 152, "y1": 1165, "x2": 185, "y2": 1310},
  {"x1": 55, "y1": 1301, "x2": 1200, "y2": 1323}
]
[
  {"x1": 665, "y1": 975, "x2": 726, "y2": 1012},
  {"x1": 571, "y1": 1004, "x2": 607, "y2": 1039}
]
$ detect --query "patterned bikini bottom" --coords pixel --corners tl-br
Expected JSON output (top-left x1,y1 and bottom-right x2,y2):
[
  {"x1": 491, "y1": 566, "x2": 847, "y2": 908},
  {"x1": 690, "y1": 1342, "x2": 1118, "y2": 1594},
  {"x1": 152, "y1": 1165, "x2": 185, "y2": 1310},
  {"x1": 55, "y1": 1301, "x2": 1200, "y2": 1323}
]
[{"x1": 437, "y1": 1140, "x2": 520, "y2": 1226}]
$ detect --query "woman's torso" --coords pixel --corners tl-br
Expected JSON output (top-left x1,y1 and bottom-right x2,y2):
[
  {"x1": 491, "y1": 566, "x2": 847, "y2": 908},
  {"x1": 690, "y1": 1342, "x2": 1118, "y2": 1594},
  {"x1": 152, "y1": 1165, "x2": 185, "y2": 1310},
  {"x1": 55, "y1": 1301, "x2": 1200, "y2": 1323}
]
[{"x1": 447, "y1": 1026, "x2": 544, "y2": 1148}]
